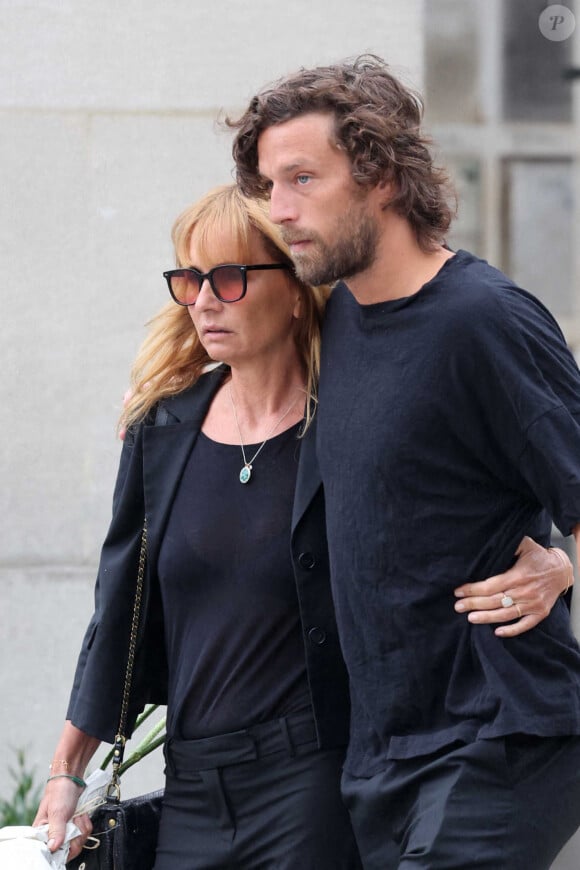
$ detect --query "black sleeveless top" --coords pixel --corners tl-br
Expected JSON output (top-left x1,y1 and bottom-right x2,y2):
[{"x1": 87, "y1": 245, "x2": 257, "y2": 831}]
[{"x1": 157, "y1": 422, "x2": 312, "y2": 738}]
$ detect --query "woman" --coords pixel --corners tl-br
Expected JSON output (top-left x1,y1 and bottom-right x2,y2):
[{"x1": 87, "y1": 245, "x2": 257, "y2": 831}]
[{"x1": 35, "y1": 184, "x2": 360, "y2": 869}]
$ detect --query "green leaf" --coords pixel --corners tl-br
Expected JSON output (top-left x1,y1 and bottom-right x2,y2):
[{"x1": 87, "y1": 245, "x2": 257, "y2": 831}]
[
  {"x1": 98, "y1": 705, "x2": 166, "y2": 774},
  {"x1": 0, "y1": 748, "x2": 43, "y2": 827}
]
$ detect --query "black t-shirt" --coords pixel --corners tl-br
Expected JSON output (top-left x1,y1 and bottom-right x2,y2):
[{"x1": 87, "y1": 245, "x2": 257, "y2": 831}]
[
  {"x1": 318, "y1": 249, "x2": 580, "y2": 776},
  {"x1": 158, "y1": 422, "x2": 311, "y2": 739}
]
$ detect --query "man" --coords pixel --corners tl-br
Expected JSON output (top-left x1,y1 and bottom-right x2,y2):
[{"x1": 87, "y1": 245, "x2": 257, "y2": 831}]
[{"x1": 229, "y1": 56, "x2": 580, "y2": 868}]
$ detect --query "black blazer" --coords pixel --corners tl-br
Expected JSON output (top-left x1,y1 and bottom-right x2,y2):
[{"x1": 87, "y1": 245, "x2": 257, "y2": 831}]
[{"x1": 67, "y1": 365, "x2": 350, "y2": 749}]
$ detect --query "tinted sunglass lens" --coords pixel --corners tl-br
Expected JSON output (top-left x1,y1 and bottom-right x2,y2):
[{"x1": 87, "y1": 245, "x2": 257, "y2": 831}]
[
  {"x1": 212, "y1": 266, "x2": 245, "y2": 301},
  {"x1": 171, "y1": 270, "x2": 201, "y2": 305}
]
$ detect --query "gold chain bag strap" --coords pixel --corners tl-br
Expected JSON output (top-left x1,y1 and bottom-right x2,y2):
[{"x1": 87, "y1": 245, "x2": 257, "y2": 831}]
[
  {"x1": 108, "y1": 519, "x2": 149, "y2": 799},
  {"x1": 68, "y1": 520, "x2": 164, "y2": 870}
]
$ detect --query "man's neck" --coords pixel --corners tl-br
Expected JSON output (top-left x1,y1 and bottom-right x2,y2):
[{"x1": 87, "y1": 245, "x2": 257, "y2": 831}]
[{"x1": 346, "y1": 215, "x2": 454, "y2": 305}]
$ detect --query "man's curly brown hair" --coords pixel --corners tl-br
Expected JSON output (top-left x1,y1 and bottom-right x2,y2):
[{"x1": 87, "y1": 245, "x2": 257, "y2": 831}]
[{"x1": 228, "y1": 55, "x2": 456, "y2": 252}]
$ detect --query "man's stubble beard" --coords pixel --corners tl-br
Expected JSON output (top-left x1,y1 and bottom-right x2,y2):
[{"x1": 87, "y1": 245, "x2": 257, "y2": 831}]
[{"x1": 286, "y1": 202, "x2": 380, "y2": 287}]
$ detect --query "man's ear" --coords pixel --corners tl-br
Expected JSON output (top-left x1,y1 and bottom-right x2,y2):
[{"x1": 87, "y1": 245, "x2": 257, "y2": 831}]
[{"x1": 377, "y1": 178, "x2": 396, "y2": 208}]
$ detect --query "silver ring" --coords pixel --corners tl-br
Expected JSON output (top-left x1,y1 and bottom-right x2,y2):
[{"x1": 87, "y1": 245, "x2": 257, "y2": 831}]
[{"x1": 501, "y1": 594, "x2": 514, "y2": 608}]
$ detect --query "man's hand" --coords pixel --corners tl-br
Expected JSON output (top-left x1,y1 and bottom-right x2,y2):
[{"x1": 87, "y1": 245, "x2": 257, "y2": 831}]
[{"x1": 454, "y1": 536, "x2": 574, "y2": 638}]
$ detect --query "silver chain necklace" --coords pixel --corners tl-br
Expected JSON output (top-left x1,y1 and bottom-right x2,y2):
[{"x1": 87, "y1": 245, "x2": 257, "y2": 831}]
[{"x1": 228, "y1": 385, "x2": 299, "y2": 484}]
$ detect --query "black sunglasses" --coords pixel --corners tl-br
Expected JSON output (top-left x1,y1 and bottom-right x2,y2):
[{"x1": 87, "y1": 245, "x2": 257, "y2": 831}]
[{"x1": 163, "y1": 263, "x2": 291, "y2": 306}]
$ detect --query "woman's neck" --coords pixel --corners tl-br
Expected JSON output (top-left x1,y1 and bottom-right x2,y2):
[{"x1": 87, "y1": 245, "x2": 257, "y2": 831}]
[
  {"x1": 228, "y1": 364, "x2": 305, "y2": 423},
  {"x1": 203, "y1": 356, "x2": 307, "y2": 444}
]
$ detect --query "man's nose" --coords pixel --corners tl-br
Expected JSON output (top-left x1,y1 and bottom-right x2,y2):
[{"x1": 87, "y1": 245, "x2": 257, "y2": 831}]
[{"x1": 268, "y1": 184, "x2": 297, "y2": 225}]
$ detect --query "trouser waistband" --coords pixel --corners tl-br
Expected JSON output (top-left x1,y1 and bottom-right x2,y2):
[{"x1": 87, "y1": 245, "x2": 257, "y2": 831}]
[{"x1": 165, "y1": 709, "x2": 318, "y2": 774}]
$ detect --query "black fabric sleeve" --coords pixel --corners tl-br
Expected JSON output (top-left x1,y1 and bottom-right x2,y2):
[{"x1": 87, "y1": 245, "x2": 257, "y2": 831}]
[
  {"x1": 66, "y1": 424, "x2": 152, "y2": 742},
  {"x1": 451, "y1": 287, "x2": 580, "y2": 536}
]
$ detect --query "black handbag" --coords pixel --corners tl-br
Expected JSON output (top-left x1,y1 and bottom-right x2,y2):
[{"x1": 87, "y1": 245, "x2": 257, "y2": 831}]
[
  {"x1": 66, "y1": 789, "x2": 163, "y2": 870},
  {"x1": 68, "y1": 521, "x2": 164, "y2": 869}
]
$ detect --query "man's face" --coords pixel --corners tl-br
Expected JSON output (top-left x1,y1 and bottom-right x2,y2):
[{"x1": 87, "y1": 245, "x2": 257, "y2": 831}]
[{"x1": 257, "y1": 112, "x2": 381, "y2": 286}]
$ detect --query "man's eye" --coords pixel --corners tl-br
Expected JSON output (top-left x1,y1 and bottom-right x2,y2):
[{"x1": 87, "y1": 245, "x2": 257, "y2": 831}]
[{"x1": 296, "y1": 175, "x2": 311, "y2": 185}]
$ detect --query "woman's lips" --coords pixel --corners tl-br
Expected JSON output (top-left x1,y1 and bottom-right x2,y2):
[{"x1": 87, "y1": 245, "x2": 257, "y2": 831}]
[{"x1": 202, "y1": 325, "x2": 231, "y2": 335}]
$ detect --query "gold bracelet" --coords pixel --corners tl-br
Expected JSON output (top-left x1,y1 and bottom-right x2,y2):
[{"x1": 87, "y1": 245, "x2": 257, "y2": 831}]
[
  {"x1": 49, "y1": 759, "x2": 70, "y2": 771},
  {"x1": 549, "y1": 547, "x2": 573, "y2": 596}
]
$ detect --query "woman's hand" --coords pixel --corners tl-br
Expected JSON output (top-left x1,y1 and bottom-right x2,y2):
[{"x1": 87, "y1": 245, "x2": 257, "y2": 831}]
[
  {"x1": 454, "y1": 536, "x2": 574, "y2": 638},
  {"x1": 33, "y1": 777, "x2": 93, "y2": 859},
  {"x1": 34, "y1": 721, "x2": 101, "y2": 858}
]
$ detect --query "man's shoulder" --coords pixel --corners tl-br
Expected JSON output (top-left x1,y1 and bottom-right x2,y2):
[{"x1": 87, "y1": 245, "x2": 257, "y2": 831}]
[
  {"x1": 436, "y1": 250, "x2": 555, "y2": 329},
  {"x1": 429, "y1": 251, "x2": 571, "y2": 379},
  {"x1": 437, "y1": 250, "x2": 514, "y2": 304}
]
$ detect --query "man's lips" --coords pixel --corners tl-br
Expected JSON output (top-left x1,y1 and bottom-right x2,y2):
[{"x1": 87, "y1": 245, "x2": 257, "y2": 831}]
[
  {"x1": 281, "y1": 230, "x2": 311, "y2": 246},
  {"x1": 287, "y1": 239, "x2": 311, "y2": 253}
]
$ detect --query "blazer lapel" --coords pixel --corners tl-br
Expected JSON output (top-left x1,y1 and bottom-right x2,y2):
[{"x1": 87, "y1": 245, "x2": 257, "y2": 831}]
[
  {"x1": 292, "y1": 416, "x2": 322, "y2": 533},
  {"x1": 142, "y1": 365, "x2": 227, "y2": 569}
]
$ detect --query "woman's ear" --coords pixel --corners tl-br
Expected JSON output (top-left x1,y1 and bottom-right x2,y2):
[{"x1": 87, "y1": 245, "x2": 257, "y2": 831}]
[
  {"x1": 292, "y1": 283, "x2": 303, "y2": 320},
  {"x1": 286, "y1": 272, "x2": 303, "y2": 320}
]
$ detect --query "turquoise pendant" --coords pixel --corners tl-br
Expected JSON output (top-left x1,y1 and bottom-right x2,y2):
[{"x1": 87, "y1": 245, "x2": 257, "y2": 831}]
[{"x1": 239, "y1": 465, "x2": 252, "y2": 484}]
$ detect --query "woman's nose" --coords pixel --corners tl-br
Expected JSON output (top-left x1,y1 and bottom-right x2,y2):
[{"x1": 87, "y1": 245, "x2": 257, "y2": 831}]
[{"x1": 196, "y1": 277, "x2": 220, "y2": 307}]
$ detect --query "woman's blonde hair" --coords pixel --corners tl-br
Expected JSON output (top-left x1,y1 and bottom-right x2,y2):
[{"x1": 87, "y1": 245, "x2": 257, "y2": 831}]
[{"x1": 121, "y1": 184, "x2": 330, "y2": 431}]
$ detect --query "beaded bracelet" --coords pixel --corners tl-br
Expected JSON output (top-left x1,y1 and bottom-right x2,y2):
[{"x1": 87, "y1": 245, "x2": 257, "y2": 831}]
[{"x1": 47, "y1": 773, "x2": 86, "y2": 788}]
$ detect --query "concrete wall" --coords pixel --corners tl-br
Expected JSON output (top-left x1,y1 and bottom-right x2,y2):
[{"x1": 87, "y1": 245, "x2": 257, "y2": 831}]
[{"x1": 0, "y1": 0, "x2": 422, "y2": 799}]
